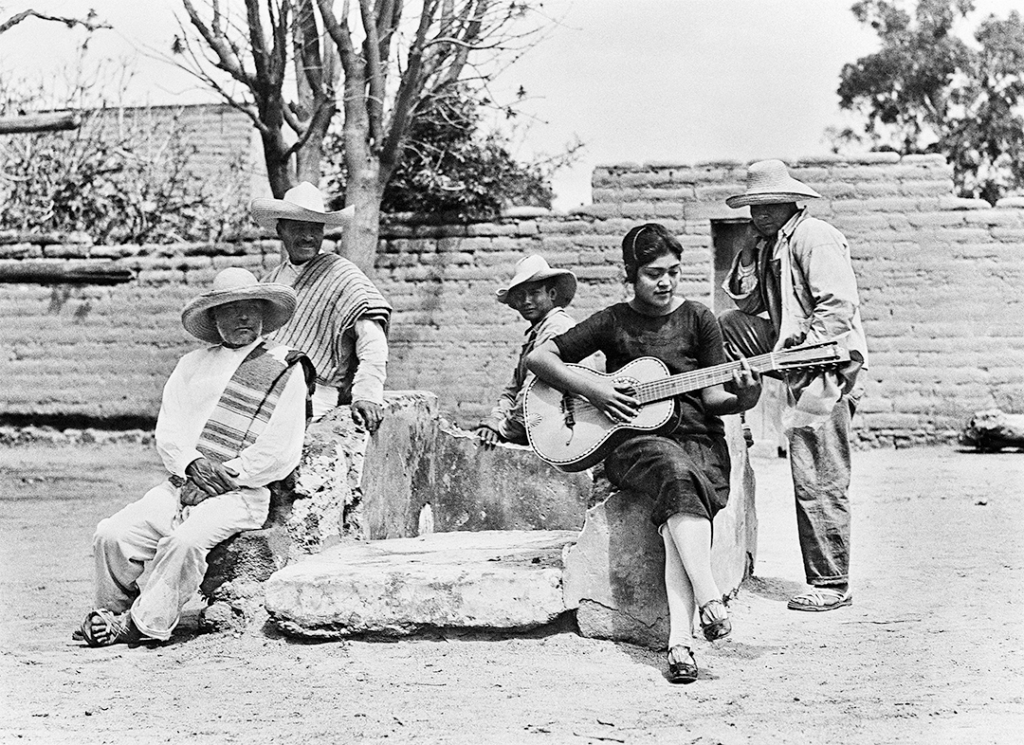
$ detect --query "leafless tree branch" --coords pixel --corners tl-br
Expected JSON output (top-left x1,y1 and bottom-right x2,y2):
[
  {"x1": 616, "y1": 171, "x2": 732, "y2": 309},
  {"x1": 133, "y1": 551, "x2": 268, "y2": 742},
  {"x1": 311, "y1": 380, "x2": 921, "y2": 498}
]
[{"x1": 0, "y1": 9, "x2": 111, "y2": 35}]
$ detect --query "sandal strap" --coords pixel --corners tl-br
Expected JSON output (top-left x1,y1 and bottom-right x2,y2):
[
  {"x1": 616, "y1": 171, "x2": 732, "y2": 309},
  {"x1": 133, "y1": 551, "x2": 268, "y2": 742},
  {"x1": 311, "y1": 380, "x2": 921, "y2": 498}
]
[
  {"x1": 80, "y1": 609, "x2": 131, "y2": 647},
  {"x1": 699, "y1": 598, "x2": 728, "y2": 623},
  {"x1": 791, "y1": 589, "x2": 849, "y2": 606},
  {"x1": 667, "y1": 645, "x2": 694, "y2": 665}
]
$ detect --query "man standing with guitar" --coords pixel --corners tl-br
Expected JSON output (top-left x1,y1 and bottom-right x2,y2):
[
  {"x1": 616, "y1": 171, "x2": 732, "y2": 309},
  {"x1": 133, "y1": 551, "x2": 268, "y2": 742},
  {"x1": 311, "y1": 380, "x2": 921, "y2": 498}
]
[{"x1": 719, "y1": 159, "x2": 868, "y2": 614}]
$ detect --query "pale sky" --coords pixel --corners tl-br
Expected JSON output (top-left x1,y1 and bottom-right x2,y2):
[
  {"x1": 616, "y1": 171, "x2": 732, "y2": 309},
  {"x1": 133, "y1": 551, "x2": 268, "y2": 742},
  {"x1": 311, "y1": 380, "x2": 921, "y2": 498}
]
[{"x1": 1, "y1": 0, "x2": 1018, "y2": 209}]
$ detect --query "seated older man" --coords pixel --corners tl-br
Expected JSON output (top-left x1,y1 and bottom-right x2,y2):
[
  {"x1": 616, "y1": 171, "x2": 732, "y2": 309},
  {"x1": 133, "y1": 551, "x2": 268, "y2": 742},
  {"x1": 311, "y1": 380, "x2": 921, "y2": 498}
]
[{"x1": 77, "y1": 268, "x2": 312, "y2": 647}]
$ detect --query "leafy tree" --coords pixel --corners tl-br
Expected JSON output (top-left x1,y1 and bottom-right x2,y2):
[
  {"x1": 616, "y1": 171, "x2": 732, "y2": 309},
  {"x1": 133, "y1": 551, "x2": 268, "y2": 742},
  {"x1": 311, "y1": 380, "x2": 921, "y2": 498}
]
[
  {"x1": 0, "y1": 60, "x2": 252, "y2": 244},
  {"x1": 326, "y1": 84, "x2": 566, "y2": 220},
  {"x1": 834, "y1": 0, "x2": 1024, "y2": 203},
  {"x1": 944, "y1": 11, "x2": 1024, "y2": 203},
  {"x1": 174, "y1": 1, "x2": 550, "y2": 270}
]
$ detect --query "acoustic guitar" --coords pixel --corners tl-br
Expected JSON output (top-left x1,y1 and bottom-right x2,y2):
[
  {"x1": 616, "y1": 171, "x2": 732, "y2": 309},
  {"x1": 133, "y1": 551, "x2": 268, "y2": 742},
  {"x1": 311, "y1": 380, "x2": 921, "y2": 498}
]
[{"x1": 524, "y1": 341, "x2": 850, "y2": 472}]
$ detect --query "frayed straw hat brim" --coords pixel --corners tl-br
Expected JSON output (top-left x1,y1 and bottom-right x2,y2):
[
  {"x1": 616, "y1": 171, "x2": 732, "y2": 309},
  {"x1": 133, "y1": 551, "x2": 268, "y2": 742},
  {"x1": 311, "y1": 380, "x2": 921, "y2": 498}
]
[
  {"x1": 726, "y1": 159, "x2": 822, "y2": 208},
  {"x1": 726, "y1": 190, "x2": 822, "y2": 208},
  {"x1": 496, "y1": 269, "x2": 577, "y2": 308},
  {"x1": 181, "y1": 283, "x2": 297, "y2": 344}
]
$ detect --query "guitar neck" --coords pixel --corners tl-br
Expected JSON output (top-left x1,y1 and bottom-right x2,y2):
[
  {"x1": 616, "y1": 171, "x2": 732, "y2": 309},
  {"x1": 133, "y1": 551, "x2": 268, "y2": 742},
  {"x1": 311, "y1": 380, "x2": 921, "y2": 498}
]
[{"x1": 633, "y1": 352, "x2": 780, "y2": 404}]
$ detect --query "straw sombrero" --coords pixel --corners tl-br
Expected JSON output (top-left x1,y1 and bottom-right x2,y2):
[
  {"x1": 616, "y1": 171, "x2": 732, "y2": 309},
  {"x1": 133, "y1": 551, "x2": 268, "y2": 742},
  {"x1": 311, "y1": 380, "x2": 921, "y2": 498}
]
[
  {"x1": 250, "y1": 181, "x2": 354, "y2": 231},
  {"x1": 181, "y1": 268, "x2": 297, "y2": 344},
  {"x1": 496, "y1": 254, "x2": 577, "y2": 308},
  {"x1": 726, "y1": 160, "x2": 821, "y2": 208}
]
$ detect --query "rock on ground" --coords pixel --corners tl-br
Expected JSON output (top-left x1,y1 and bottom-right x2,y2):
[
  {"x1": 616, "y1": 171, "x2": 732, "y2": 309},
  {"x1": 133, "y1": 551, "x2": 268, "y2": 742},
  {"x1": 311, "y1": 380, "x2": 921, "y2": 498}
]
[{"x1": 264, "y1": 529, "x2": 579, "y2": 638}]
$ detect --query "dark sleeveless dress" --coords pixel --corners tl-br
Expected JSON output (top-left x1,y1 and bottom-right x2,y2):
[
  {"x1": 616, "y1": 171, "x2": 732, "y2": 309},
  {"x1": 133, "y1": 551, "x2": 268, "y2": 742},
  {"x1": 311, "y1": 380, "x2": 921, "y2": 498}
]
[{"x1": 553, "y1": 300, "x2": 731, "y2": 527}]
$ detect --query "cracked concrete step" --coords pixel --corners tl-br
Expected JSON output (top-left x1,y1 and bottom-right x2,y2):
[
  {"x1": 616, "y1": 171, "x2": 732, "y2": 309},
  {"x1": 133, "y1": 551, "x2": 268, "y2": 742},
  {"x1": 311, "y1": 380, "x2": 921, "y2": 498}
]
[{"x1": 264, "y1": 529, "x2": 579, "y2": 639}]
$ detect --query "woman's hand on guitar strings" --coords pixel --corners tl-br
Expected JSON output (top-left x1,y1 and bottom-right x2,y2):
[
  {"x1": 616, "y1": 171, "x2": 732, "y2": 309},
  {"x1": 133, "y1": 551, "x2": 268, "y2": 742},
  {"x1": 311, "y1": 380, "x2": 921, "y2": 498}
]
[
  {"x1": 730, "y1": 356, "x2": 762, "y2": 412},
  {"x1": 585, "y1": 378, "x2": 639, "y2": 424}
]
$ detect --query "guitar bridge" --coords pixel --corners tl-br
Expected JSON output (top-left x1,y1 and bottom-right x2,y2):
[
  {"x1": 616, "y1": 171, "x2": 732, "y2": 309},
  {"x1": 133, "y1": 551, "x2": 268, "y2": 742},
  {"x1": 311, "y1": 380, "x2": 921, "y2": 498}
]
[{"x1": 560, "y1": 394, "x2": 576, "y2": 430}]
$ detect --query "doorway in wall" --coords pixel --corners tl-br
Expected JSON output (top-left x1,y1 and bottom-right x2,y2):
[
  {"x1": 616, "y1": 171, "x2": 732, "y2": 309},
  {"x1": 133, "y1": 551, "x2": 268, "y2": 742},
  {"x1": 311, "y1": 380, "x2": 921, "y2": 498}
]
[{"x1": 710, "y1": 218, "x2": 787, "y2": 458}]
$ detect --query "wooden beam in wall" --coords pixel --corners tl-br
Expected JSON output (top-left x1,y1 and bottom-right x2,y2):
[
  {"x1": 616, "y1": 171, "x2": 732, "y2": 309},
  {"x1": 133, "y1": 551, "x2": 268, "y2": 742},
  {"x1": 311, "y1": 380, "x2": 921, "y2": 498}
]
[
  {"x1": 0, "y1": 261, "x2": 133, "y2": 285},
  {"x1": 0, "y1": 112, "x2": 81, "y2": 134}
]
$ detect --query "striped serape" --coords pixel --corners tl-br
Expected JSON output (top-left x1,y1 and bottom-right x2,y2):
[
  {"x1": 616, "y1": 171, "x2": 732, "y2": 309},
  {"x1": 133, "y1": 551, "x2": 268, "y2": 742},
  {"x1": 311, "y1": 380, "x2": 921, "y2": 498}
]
[
  {"x1": 196, "y1": 342, "x2": 305, "y2": 463},
  {"x1": 263, "y1": 253, "x2": 391, "y2": 391}
]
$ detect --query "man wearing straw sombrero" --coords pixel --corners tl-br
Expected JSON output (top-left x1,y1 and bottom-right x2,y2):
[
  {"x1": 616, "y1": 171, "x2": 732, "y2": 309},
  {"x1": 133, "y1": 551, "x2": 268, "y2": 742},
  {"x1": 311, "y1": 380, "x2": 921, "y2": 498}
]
[
  {"x1": 77, "y1": 268, "x2": 311, "y2": 646},
  {"x1": 474, "y1": 254, "x2": 578, "y2": 447},
  {"x1": 252, "y1": 182, "x2": 392, "y2": 431},
  {"x1": 719, "y1": 159, "x2": 868, "y2": 613}
]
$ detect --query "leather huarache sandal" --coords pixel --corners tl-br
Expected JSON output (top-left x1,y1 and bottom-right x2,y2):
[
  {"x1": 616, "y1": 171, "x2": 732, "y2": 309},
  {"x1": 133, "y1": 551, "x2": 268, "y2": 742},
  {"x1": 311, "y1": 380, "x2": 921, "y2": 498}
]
[
  {"x1": 787, "y1": 588, "x2": 853, "y2": 612},
  {"x1": 667, "y1": 645, "x2": 698, "y2": 684},
  {"x1": 698, "y1": 598, "x2": 732, "y2": 641},
  {"x1": 79, "y1": 609, "x2": 137, "y2": 647}
]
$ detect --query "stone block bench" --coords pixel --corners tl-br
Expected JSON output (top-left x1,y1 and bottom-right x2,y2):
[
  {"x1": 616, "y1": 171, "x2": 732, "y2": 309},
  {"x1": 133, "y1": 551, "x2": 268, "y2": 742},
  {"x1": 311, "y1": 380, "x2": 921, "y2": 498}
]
[
  {"x1": 258, "y1": 414, "x2": 757, "y2": 649},
  {"x1": 264, "y1": 530, "x2": 578, "y2": 638},
  {"x1": 199, "y1": 391, "x2": 596, "y2": 630}
]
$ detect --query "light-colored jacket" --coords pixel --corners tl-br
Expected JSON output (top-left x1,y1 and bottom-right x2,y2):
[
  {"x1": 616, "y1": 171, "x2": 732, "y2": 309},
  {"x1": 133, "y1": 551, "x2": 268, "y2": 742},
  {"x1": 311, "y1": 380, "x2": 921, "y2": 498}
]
[
  {"x1": 724, "y1": 208, "x2": 869, "y2": 376},
  {"x1": 485, "y1": 306, "x2": 577, "y2": 441}
]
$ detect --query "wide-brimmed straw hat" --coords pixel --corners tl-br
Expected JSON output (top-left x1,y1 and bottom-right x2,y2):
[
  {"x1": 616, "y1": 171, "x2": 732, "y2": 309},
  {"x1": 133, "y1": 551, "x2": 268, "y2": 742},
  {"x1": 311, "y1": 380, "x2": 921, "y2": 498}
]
[
  {"x1": 726, "y1": 159, "x2": 821, "y2": 208},
  {"x1": 181, "y1": 268, "x2": 297, "y2": 344},
  {"x1": 250, "y1": 181, "x2": 354, "y2": 231},
  {"x1": 496, "y1": 254, "x2": 577, "y2": 308}
]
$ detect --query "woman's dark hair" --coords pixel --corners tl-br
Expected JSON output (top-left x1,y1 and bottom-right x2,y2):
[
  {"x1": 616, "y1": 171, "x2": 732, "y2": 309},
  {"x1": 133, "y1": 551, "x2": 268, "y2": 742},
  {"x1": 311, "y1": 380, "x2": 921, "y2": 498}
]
[{"x1": 621, "y1": 223, "x2": 683, "y2": 282}]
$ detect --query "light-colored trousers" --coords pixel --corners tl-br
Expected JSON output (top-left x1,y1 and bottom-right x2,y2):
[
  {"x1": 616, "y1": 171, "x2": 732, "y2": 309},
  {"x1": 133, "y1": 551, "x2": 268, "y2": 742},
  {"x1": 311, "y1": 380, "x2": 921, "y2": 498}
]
[
  {"x1": 93, "y1": 480, "x2": 270, "y2": 640},
  {"x1": 311, "y1": 383, "x2": 340, "y2": 420}
]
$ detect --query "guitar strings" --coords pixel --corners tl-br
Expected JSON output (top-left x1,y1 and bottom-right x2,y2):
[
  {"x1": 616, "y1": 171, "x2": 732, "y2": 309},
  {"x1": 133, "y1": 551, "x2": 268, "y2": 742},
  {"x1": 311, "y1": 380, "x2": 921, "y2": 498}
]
[{"x1": 554, "y1": 346, "x2": 840, "y2": 415}]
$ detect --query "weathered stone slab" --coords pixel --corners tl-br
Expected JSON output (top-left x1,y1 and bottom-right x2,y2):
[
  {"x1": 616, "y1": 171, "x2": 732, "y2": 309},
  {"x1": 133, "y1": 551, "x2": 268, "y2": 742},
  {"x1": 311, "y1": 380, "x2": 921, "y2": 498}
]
[
  {"x1": 562, "y1": 416, "x2": 757, "y2": 649},
  {"x1": 198, "y1": 525, "x2": 293, "y2": 633},
  {"x1": 563, "y1": 489, "x2": 670, "y2": 649},
  {"x1": 288, "y1": 391, "x2": 439, "y2": 554},
  {"x1": 264, "y1": 530, "x2": 578, "y2": 639},
  {"x1": 291, "y1": 390, "x2": 592, "y2": 551},
  {"x1": 411, "y1": 421, "x2": 594, "y2": 534}
]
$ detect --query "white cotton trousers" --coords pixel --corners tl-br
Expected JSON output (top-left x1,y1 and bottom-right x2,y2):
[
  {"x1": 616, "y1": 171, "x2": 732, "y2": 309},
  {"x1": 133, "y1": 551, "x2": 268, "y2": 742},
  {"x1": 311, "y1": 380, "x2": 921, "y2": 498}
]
[
  {"x1": 92, "y1": 480, "x2": 270, "y2": 641},
  {"x1": 310, "y1": 383, "x2": 340, "y2": 420}
]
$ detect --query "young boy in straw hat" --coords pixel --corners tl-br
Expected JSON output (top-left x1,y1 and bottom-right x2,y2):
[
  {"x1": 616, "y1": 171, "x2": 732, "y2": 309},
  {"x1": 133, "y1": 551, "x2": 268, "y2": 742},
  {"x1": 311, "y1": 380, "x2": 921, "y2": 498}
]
[
  {"x1": 718, "y1": 159, "x2": 868, "y2": 613},
  {"x1": 474, "y1": 255, "x2": 578, "y2": 447},
  {"x1": 77, "y1": 268, "x2": 311, "y2": 647},
  {"x1": 252, "y1": 182, "x2": 392, "y2": 430}
]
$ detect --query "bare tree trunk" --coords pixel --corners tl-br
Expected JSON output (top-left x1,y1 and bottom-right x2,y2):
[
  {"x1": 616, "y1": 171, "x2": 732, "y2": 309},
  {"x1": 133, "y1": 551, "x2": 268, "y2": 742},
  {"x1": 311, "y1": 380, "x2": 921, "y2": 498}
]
[
  {"x1": 343, "y1": 153, "x2": 383, "y2": 273},
  {"x1": 292, "y1": 0, "x2": 336, "y2": 186},
  {"x1": 259, "y1": 131, "x2": 295, "y2": 198},
  {"x1": 335, "y1": 38, "x2": 381, "y2": 273}
]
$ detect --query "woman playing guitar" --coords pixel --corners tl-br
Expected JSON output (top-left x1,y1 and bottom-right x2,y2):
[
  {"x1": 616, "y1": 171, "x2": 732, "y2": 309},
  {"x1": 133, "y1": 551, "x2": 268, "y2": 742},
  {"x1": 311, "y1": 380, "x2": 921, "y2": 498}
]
[{"x1": 526, "y1": 223, "x2": 761, "y2": 684}]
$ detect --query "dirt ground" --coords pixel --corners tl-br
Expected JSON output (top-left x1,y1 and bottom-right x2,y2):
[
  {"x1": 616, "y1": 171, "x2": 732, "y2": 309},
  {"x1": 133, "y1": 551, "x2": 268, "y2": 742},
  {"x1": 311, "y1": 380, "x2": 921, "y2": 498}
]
[{"x1": 1, "y1": 440, "x2": 1022, "y2": 745}]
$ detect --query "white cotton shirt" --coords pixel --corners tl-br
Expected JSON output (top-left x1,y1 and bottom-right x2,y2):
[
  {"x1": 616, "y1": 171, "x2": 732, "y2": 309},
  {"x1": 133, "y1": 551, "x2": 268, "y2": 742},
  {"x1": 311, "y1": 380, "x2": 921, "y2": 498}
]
[{"x1": 155, "y1": 338, "x2": 307, "y2": 487}]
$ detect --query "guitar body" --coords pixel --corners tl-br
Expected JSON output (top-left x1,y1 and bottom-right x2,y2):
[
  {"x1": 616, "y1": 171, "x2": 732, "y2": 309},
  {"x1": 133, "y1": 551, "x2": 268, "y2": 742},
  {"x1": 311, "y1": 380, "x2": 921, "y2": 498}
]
[
  {"x1": 525, "y1": 341, "x2": 850, "y2": 473},
  {"x1": 524, "y1": 357, "x2": 677, "y2": 472}
]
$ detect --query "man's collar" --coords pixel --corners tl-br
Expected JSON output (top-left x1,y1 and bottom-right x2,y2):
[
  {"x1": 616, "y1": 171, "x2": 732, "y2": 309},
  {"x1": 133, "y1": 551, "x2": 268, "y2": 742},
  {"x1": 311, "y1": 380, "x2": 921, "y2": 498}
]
[
  {"x1": 524, "y1": 307, "x2": 563, "y2": 335},
  {"x1": 219, "y1": 336, "x2": 264, "y2": 354},
  {"x1": 284, "y1": 250, "x2": 326, "y2": 271},
  {"x1": 778, "y1": 207, "x2": 809, "y2": 240}
]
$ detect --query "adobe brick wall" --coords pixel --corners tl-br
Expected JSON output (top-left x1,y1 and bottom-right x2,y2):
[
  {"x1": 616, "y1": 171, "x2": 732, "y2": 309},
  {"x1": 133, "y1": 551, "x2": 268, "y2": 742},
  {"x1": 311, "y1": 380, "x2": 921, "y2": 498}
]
[
  {"x1": 2, "y1": 153, "x2": 1021, "y2": 444},
  {"x1": 93, "y1": 103, "x2": 268, "y2": 202}
]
